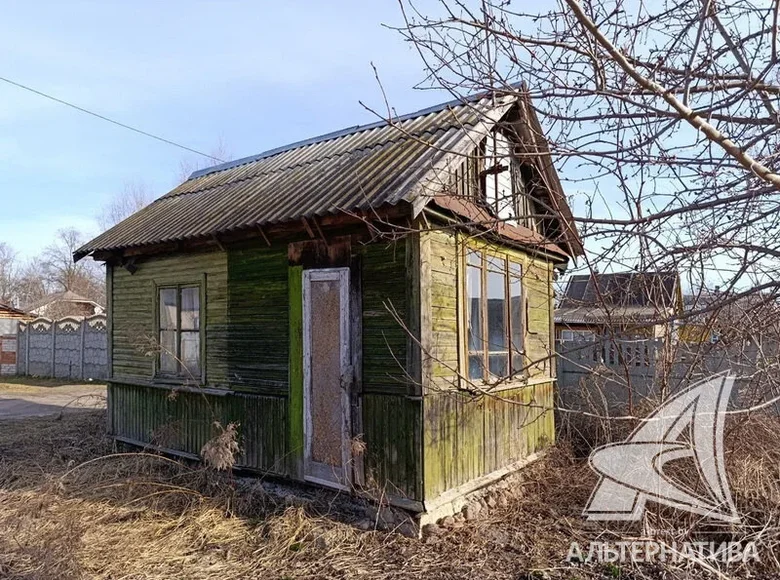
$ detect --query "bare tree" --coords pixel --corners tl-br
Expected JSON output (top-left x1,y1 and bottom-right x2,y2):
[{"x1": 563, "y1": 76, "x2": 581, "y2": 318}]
[
  {"x1": 40, "y1": 228, "x2": 104, "y2": 302},
  {"x1": 391, "y1": 3, "x2": 780, "y2": 564},
  {"x1": 98, "y1": 180, "x2": 155, "y2": 230},
  {"x1": 393, "y1": 0, "x2": 780, "y2": 386},
  {"x1": 0, "y1": 243, "x2": 18, "y2": 305},
  {"x1": 13, "y1": 261, "x2": 48, "y2": 309},
  {"x1": 396, "y1": 0, "x2": 780, "y2": 297}
]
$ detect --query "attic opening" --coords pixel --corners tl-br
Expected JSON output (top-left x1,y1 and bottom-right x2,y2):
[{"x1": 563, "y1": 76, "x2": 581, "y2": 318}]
[
  {"x1": 479, "y1": 130, "x2": 539, "y2": 232},
  {"x1": 447, "y1": 123, "x2": 565, "y2": 246}
]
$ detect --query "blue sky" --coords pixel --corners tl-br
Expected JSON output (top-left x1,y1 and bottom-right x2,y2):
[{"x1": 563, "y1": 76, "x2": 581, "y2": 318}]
[{"x1": 0, "y1": 1, "x2": 442, "y2": 258}]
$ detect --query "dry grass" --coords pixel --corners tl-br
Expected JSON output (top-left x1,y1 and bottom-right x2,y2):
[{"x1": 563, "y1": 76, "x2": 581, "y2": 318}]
[{"x1": 0, "y1": 411, "x2": 777, "y2": 579}]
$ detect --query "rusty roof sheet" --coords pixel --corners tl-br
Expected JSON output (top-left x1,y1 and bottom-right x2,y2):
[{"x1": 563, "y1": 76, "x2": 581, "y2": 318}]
[{"x1": 75, "y1": 94, "x2": 516, "y2": 260}]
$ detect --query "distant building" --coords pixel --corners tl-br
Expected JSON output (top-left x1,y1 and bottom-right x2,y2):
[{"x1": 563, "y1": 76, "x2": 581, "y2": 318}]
[
  {"x1": 26, "y1": 290, "x2": 105, "y2": 319},
  {"x1": 679, "y1": 292, "x2": 780, "y2": 345},
  {"x1": 0, "y1": 302, "x2": 32, "y2": 334},
  {"x1": 555, "y1": 271, "x2": 682, "y2": 341}
]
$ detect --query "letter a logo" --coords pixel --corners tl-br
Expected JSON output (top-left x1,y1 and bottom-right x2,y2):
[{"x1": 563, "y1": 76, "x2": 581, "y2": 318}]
[{"x1": 584, "y1": 372, "x2": 739, "y2": 523}]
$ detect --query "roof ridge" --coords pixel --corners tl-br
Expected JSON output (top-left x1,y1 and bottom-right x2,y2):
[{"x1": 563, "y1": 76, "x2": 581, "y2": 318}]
[{"x1": 188, "y1": 90, "x2": 518, "y2": 180}]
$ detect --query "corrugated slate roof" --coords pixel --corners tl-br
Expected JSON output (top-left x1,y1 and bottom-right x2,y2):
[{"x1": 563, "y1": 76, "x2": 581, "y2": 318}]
[
  {"x1": 76, "y1": 91, "x2": 578, "y2": 260},
  {"x1": 559, "y1": 271, "x2": 679, "y2": 309},
  {"x1": 554, "y1": 305, "x2": 671, "y2": 325}
]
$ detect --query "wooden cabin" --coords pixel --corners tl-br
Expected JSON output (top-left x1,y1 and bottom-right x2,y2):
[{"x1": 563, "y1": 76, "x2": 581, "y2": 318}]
[{"x1": 75, "y1": 91, "x2": 581, "y2": 523}]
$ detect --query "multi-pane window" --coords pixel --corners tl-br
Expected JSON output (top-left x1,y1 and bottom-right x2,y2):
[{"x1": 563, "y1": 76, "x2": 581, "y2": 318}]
[
  {"x1": 158, "y1": 285, "x2": 201, "y2": 379},
  {"x1": 466, "y1": 249, "x2": 525, "y2": 381}
]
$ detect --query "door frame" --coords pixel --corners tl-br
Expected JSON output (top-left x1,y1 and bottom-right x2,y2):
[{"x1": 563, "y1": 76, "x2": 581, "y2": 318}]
[{"x1": 302, "y1": 267, "x2": 352, "y2": 489}]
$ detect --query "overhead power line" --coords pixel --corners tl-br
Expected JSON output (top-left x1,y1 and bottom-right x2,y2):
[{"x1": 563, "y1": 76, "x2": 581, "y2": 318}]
[{"x1": 0, "y1": 75, "x2": 225, "y2": 162}]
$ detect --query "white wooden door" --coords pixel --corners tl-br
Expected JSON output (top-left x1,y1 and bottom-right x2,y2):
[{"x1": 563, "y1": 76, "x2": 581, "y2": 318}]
[{"x1": 302, "y1": 268, "x2": 351, "y2": 489}]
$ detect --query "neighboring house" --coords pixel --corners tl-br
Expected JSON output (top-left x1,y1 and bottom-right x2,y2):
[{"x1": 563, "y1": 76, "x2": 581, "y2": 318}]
[
  {"x1": 26, "y1": 290, "x2": 105, "y2": 319},
  {"x1": 74, "y1": 91, "x2": 581, "y2": 523},
  {"x1": 555, "y1": 271, "x2": 682, "y2": 341},
  {"x1": 0, "y1": 302, "x2": 32, "y2": 333},
  {"x1": 0, "y1": 303, "x2": 31, "y2": 375},
  {"x1": 679, "y1": 292, "x2": 780, "y2": 345}
]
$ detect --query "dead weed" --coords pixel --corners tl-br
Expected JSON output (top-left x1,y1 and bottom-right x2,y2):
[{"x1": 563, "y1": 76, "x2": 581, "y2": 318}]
[{"x1": 0, "y1": 411, "x2": 777, "y2": 579}]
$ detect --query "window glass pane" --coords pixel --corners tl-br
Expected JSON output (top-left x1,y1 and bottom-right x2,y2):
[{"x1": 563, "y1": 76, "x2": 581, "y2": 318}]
[
  {"x1": 180, "y1": 287, "x2": 200, "y2": 330},
  {"x1": 468, "y1": 355, "x2": 484, "y2": 380},
  {"x1": 512, "y1": 162, "x2": 527, "y2": 197},
  {"x1": 509, "y1": 262, "x2": 524, "y2": 373},
  {"x1": 511, "y1": 163, "x2": 526, "y2": 224},
  {"x1": 467, "y1": 259, "x2": 483, "y2": 353},
  {"x1": 467, "y1": 249, "x2": 481, "y2": 268},
  {"x1": 159, "y1": 288, "x2": 177, "y2": 330},
  {"x1": 180, "y1": 331, "x2": 201, "y2": 378},
  {"x1": 488, "y1": 353, "x2": 509, "y2": 377},
  {"x1": 484, "y1": 135, "x2": 497, "y2": 208},
  {"x1": 159, "y1": 330, "x2": 177, "y2": 373},
  {"x1": 486, "y1": 256, "x2": 507, "y2": 356}
]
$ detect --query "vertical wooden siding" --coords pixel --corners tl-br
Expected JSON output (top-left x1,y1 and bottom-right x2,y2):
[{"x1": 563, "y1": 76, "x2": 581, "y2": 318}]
[
  {"x1": 110, "y1": 238, "x2": 424, "y2": 501},
  {"x1": 360, "y1": 241, "x2": 410, "y2": 395},
  {"x1": 358, "y1": 240, "x2": 423, "y2": 501},
  {"x1": 110, "y1": 383, "x2": 288, "y2": 474},
  {"x1": 226, "y1": 241, "x2": 289, "y2": 394},
  {"x1": 422, "y1": 229, "x2": 460, "y2": 390},
  {"x1": 423, "y1": 382, "x2": 554, "y2": 499},
  {"x1": 362, "y1": 393, "x2": 422, "y2": 500},
  {"x1": 111, "y1": 250, "x2": 228, "y2": 384},
  {"x1": 288, "y1": 264, "x2": 304, "y2": 479}
]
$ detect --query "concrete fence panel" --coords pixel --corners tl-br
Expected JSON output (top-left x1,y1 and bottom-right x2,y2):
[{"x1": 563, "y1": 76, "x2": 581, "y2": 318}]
[
  {"x1": 556, "y1": 337, "x2": 777, "y2": 413},
  {"x1": 17, "y1": 315, "x2": 107, "y2": 381}
]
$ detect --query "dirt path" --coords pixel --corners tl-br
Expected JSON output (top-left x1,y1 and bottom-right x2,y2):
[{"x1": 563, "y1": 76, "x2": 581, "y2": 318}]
[{"x1": 0, "y1": 381, "x2": 106, "y2": 418}]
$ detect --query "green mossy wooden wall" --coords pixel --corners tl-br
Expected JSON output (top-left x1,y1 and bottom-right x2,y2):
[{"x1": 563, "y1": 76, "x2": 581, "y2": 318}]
[
  {"x1": 111, "y1": 250, "x2": 229, "y2": 384},
  {"x1": 359, "y1": 240, "x2": 422, "y2": 499},
  {"x1": 226, "y1": 241, "x2": 289, "y2": 394},
  {"x1": 110, "y1": 383, "x2": 288, "y2": 474},
  {"x1": 109, "y1": 238, "x2": 424, "y2": 501},
  {"x1": 360, "y1": 242, "x2": 410, "y2": 395},
  {"x1": 422, "y1": 383, "x2": 554, "y2": 499},
  {"x1": 107, "y1": 231, "x2": 558, "y2": 506}
]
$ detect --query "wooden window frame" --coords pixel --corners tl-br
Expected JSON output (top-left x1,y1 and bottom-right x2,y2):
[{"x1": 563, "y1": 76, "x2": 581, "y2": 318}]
[
  {"x1": 154, "y1": 279, "x2": 205, "y2": 384},
  {"x1": 463, "y1": 247, "x2": 527, "y2": 384}
]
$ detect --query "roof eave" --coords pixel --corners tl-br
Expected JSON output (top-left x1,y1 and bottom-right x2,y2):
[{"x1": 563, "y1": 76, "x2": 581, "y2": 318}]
[{"x1": 427, "y1": 194, "x2": 572, "y2": 261}]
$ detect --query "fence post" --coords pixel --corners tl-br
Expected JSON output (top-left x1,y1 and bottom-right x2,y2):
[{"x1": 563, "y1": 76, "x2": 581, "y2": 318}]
[
  {"x1": 51, "y1": 321, "x2": 56, "y2": 378},
  {"x1": 80, "y1": 319, "x2": 86, "y2": 380},
  {"x1": 24, "y1": 323, "x2": 29, "y2": 376}
]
